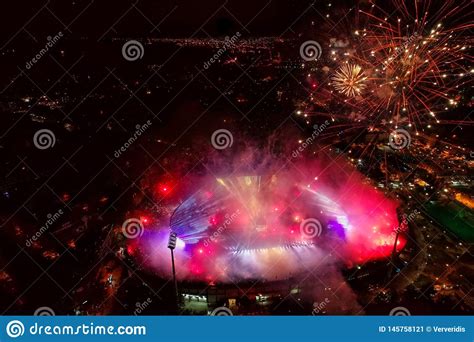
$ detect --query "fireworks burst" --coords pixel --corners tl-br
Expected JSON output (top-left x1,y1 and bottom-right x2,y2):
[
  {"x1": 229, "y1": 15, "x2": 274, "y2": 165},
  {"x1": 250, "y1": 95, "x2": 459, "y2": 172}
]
[
  {"x1": 354, "y1": 0, "x2": 473, "y2": 128},
  {"x1": 297, "y1": 1, "x2": 473, "y2": 132},
  {"x1": 331, "y1": 63, "x2": 367, "y2": 97}
]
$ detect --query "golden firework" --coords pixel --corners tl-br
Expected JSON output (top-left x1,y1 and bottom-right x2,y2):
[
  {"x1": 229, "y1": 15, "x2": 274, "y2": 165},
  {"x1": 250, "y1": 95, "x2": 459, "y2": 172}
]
[{"x1": 332, "y1": 63, "x2": 367, "y2": 97}]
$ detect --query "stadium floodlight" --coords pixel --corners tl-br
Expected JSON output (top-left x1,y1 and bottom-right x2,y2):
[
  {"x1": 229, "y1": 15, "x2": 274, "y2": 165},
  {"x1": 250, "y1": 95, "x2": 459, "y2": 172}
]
[
  {"x1": 168, "y1": 232, "x2": 177, "y2": 249},
  {"x1": 168, "y1": 231, "x2": 179, "y2": 310}
]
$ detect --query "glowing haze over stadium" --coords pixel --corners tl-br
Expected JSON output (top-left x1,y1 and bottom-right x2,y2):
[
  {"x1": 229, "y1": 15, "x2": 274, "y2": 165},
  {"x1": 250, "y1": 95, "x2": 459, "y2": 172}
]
[{"x1": 129, "y1": 156, "x2": 405, "y2": 282}]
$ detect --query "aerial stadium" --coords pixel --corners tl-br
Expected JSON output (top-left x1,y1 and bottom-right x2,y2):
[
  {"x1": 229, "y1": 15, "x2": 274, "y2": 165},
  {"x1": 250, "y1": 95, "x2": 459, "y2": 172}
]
[
  {"x1": 1, "y1": 0, "x2": 472, "y2": 318},
  {"x1": 131, "y1": 159, "x2": 406, "y2": 283}
]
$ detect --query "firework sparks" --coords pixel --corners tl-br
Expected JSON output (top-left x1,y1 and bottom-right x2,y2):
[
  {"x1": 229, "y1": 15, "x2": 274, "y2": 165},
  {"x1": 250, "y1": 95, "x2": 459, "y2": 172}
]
[
  {"x1": 354, "y1": 0, "x2": 473, "y2": 129},
  {"x1": 331, "y1": 63, "x2": 367, "y2": 97},
  {"x1": 298, "y1": 0, "x2": 473, "y2": 132},
  {"x1": 135, "y1": 160, "x2": 403, "y2": 281}
]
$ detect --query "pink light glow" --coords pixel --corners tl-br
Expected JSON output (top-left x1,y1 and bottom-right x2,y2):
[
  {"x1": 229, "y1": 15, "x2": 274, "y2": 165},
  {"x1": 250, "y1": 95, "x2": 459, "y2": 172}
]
[{"x1": 132, "y1": 157, "x2": 405, "y2": 282}]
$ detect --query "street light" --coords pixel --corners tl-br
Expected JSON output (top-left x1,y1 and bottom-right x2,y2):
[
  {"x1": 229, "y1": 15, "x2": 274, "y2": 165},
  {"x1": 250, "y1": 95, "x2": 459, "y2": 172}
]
[{"x1": 168, "y1": 231, "x2": 179, "y2": 310}]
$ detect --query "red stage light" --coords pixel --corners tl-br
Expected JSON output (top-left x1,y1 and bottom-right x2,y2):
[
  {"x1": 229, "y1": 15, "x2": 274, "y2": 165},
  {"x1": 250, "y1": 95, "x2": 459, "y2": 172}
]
[
  {"x1": 155, "y1": 182, "x2": 173, "y2": 196},
  {"x1": 127, "y1": 245, "x2": 136, "y2": 255},
  {"x1": 139, "y1": 216, "x2": 151, "y2": 225}
]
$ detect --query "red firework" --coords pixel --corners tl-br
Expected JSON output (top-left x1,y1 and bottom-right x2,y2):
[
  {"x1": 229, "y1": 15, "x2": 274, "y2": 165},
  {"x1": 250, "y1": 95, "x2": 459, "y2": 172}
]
[{"x1": 349, "y1": 0, "x2": 473, "y2": 129}]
